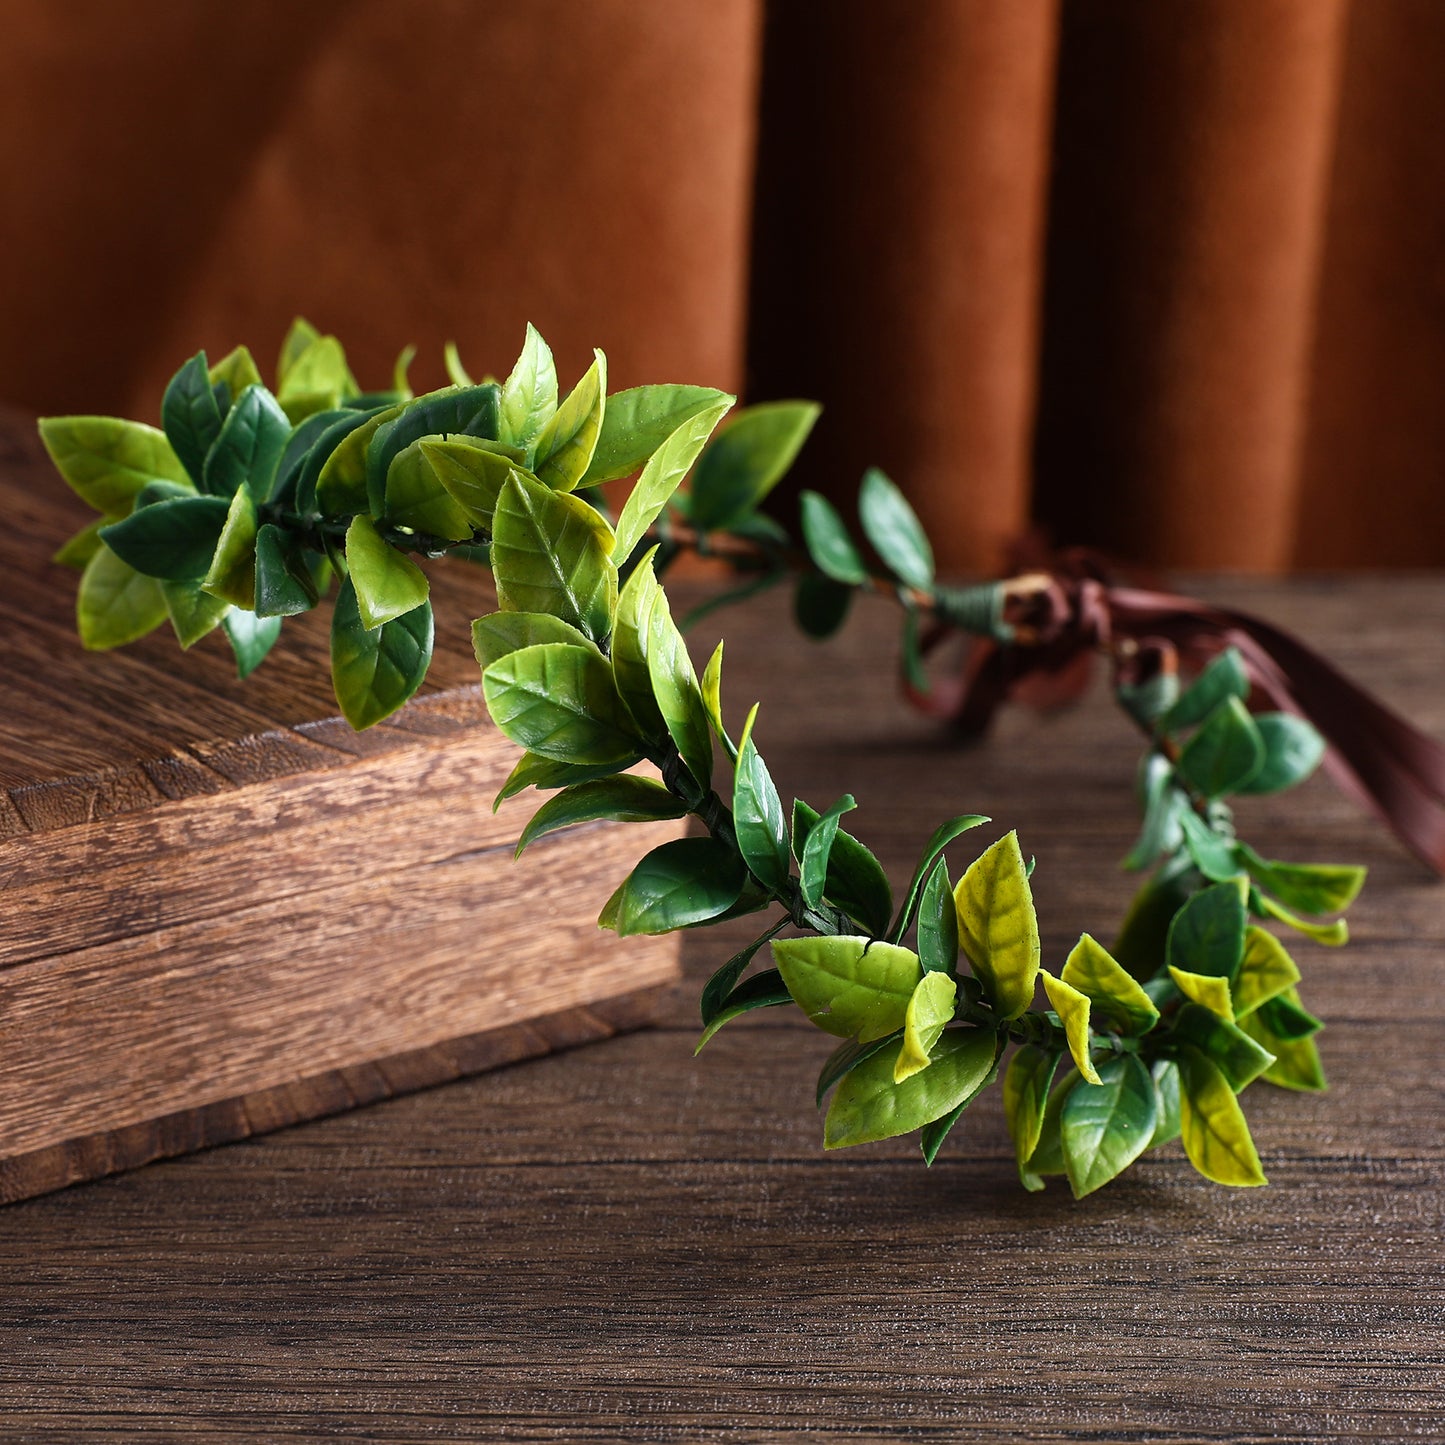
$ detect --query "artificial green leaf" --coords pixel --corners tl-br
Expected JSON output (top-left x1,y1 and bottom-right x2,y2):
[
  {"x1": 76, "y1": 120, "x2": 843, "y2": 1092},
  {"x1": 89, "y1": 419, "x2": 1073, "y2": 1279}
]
[
  {"x1": 645, "y1": 587, "x2": 714, "y2": 793},
  {"x1": 798, "y1": 795, "x2": 856, "y2": 910},
  {"x1": 472, "y1": 612, "x2": 597, "y2": 672},
  {"x1": 1232, "y1": 926, "x2": 1301, "y2": 1017},
  {"x1": 532, "y1": 351, "x2": 606, "y2": 491},
  {"x1": 1172, "y1": 1003, "x2": 1275, "y2": 1092},
  {"x1": 379, "y1": 440, "x2": 475, "y2": 540},
  {"x1": 895, "y1": 972, "x2": 958, "y2": 1082},
  {"x1": 221, "y1": 607, "x2": 281, "y2": 676},
  {"x1": 1003, "y1": 1045, "x2": 1062, "y2": 1188},
  {"x1": 1149, "y1": 1059, "x2": 1182, "y2": 1146},
  {"x1": 1255, "y1": 890, "x2": 1349, "y2": 945},
  {"x1": 816, "y1": 1035, "x2": 899, "y2": 1107},
  {"x1": 1256, "y1": 988, "x2": 1323, "y2": 1041},
  {"x1": 1238, "y1": 1008, "x2": 1327, "y2": 1092},
  {"x1": 253, "y1": 523, "x2": 320, "y2": 618},
  {"x1": 514, "y1": 775, "x2": 686, "y2": 858},
  {"x1": 483, "y1": 641, "x2": 638, "y2": 765},
  {"x1": 276, "y1": 317, "x2": 321, "y2": 385},
  {"x1": 733, "y1": 724, "x2": 791, "y2": 891},
  {"x1": 493, "y1": 751, "x2": 638, "y2": 811},
  {"x1": 315, "y1": 404, "x2": 402, "y2": 516},
  {"x1": 1060, "y1": 933, "x2": 1159, "y2": 1035},
  {"x1": 799, "y1": 490, "x2": 867, "y2": 585},
  {"x1": 329, "y1": 574, "x2": 433, "y2": 729},
  {"x1": 824, "y1": 1027, "x2": 996, "y2": 1149},
  {"x1": 916, "y1": 857, "x2": 958, "y2": 975},
  {"x1": 1167, "y1": 966, "x2": 1234, "y2": 1020},
  {"x1": 161, "y1": 352, "x2": 224, "y2": 487},
  {"x1": 344, "y1": 515, "x2": 429, "y2": 628},
  {"x1": 1040, "y1": 971, "x2": 1101, "y2": 1085},
  {"x1": 1177, "y1": 807, "x2": 1241, "y2": 882},
  {"x1": 612, "y1": 836, "x2": 747, "y2": 937},
  {"x1": 277, "y1": 335, "x2": 353, "y2": 422},
  {"x1": 365, "y1": 383, "x2": 502, "y2": 515},
  {"x1": 491, "y1": 470, "x2": 616, "y2": 644},
  {"x1": 1123, "y1": 752, "x2": 1184, "y2": 870},
  {"x1": 392, "y1": 343, "x2": 417, "y2": 400},
  {"x1": 791, "y1": 798, "x2": 893, "y2": 936},
  {"x1": 612, "y1": 398, "x2": 732, "y2": 560},
  {"x1": 419, "y1": 438, "x2": 527, "y2": 528},
  {"x1": 208, "y1": 345, "x2": 263, "y2": 401},
  {"x1": 610, "y1": 550, "x2": 667, "y2": 738},
  {"x1": 202, "y1": 384, "x2": 290, "y2": 499},
  {"x1": 200, "y1": 486, "x2": 259, "y2": 609},
  {"x1": 161, "y1": 578, "x2": 230, "y2": 648},
  {"x1": 1177, "y1": 696, "x2": 1265, "y2": 797},
  {"x1": 1160, "y1": 648, "x2": 1249, "y2": 733},
  {"x1": 444, "y1": 340, "x2": 474, "y2": 389},
  {"x1": 773, "y1": 935, "x2": 922, "y2": 1042},
  {"x1": 699, "y1": 641, "x2": 733, "y2": 757},
  {"x1": 1112, "y1": 866, "x2": 1193, "y2": 980},
  {"x1": 919, "y1": 1038, "x2": 1003, "y2": 1166},
  {"x1": 1236, "y1": 713, "x2": 1326, "y2": 795},
  {"x1": 688, "y1": 401, "x2": 820, "y2": 532},
  {"x1": 1234, "y1": 843, "x2": 1365, "y2": 917},
  {"x1": 39, "y1": 416, "x2": 188, "y2": 516},
  {"x1": 54, "y1": 519, "x2": 108, "y2": 570},
  {"x1": 1177, "y1": 1044, "x2": 1267, "y2": 1186},
  {"x1": 954, "y1": 830, "x2": 1040, "y2": 1021},
  {"x1": 76, "y1": 546, "x2": 168, "y2": 649},
  {"x1": 890, "y1": 813, "x2": 991, "y2": 942},
  {"x1": 1166, "y1": 880, "x2": 1247, "y2": 981},
  {"x1": 700, "y1": 917, "x2": 790, "y2": 1027},
  {"x1": 584, "y1": 383, "x2": 732, "y2": 485},
  {"x1": 1023, "y1": 1067, "x2": 1080, "y2": 1181},
  {"x1": 270, "y1": 406, "x2": 354, "y2": 508},
  {"x1": 793, "y1": 572, "x2": 853, "y2": 639},
  {"x1": 858, "y1": 467, "x2": 933, "y2": 590},
  {"x1": 1061, "y1": 1054, "x2": 1159, "y2": 1198},
  {"x1": 99, "y1": 495, "x2": 230, "y2": 581},
  {"x1": 693, "y1": 968, "x2": 793, "y2": 1051},
  {"x1": 497, "y1": 324, "x2": 558, "y2": 449}
]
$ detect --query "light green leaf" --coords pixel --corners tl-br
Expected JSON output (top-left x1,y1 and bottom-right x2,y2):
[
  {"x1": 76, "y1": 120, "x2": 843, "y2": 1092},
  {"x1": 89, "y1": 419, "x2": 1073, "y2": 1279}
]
[
  {"x1": 491, "y1": 470, "x2": 617, "y2": 644},
  {"x1": 499, "y1": 324, "x2": 558, "y2": 449},
  {"x1": 1004, "y1": 1044, "x2": 1062, "y2": 1189},
  {"x1": 1177, "y1": 696, "x2": 1265, "y2": 797},
  {"x1": 816, "y1": 1035, "x2": 899, "y2": 1108},
  {"x1": 954, "y1": 830, "x2": 1040, "y2": 1021},
  {"x1": 472, "y1": 612, "x2": 597, "y2": 672},
  {"x1": 1166, "y1": 879, "x2": 1247, "y2": 981},
  {"x1": 700, "y1": 640, "x2": 733, "y2": 756},
  {"x1": 392, "y1": 343, "x2": 417, "y2": 400},
  {"x1": 1232, "y1": 926, "x2": 1301, "y2": 1017},
  {"x1": 344, "y1": 514, "x2": 430, "y2": 628},
  {"x1": 1123, "y1": 752, "x2": 1184, "y2": 870},
  {"x1": 1238, "y1": 1008, "x2": 1327, "y2": 1092},
  {"x1": 482, "y1": 641, "x2": 639, "y2": 766},
  {"x1": 799, "y1": 795, "x2": 856, "y2": 910},
  {"x1": 645, "y1": 587, "x2": 714, "y2": 793},
  {"x1": 613, "y1": 836, "x2": 747, "y2": 937},
  {"x1": 1161, "y1": 648, "x2": 1249, "y2": 733},
  {"x1": 1177, "y1": 808, "x2": 1242, "y2": 882},
  {"x1": 688, "y1": 401, "x2": 820, "y2": 532},
  {"x1": 1235, "y1": 843, "x2": 1365, "y2": 917},
  {"x1": 858, "y1": 467, "x2": 933, "y2": 590},
  {"x1": 1060, "y1": 933, "x2": 1159, "y2": 1035},
  {"x1": 733, "y1": 724, "x2": 791, "y2": 891},
  {"x1": 222, "y1": 607, "x2": 282, "y2": 677},
  {"x1": 610, "y1": 549, "x2": 667, "y2": 737},
  {"x1": 1023, "y1": 1067, "x2": 1080, "y2": 1181},
  {"x1": 419, "y1": 438, "x2": 529, "y2": 528},
  {"x1": 792, "y1": 799, "x2": 895, "y2": 938},
  {"x1": 330, "y1": 574, "x2": 433, "y2": 729},
  {"x1": 824, "y1": 1027, "x2": 996, "y2": 1149},
  {"x1": 76, "y1": 545, "x2": 168, "y2": 649},
  {"x1": 208, "y1": 345, "x2": 263, "y2": 402},
  {"x1": 584, "y1": 383, "x2": 732, "y2": 485},
  {"x1": 99, "y1": 495, "x2": 230, "y2": 581},
  {"x1": 532, "y1": 350, "x2": 606, "y2": 491},
  {"x1": 799, "y1": 490, "x2": 867, "y2": 584},
  {"x1": 315, "y1": 404, "x2": 403, "y2": 516},
  {"x1": 200, "y1": 486, "x2": 259, "y2": 609},
  {"x1": 161, "y1": 579, "x2": 231, "y2": 648},
  {"x1": 1040, "y1": 970, "x2": 1101, "y2": 1085},
  {"x1": 444, "y1": 340, "x2": 474, "y2": 389},
  {"x1": 612, "y1": 398, "x2": 732, "y2": 560},
  {"x1": 772, "y1": 935, "x2": 922, "y2": 1042},
  {"x1": 379, "y1": 440, "x2": 475, "y2": 539},
  {"x1": 1167, "y1": 965, "x2": 1234, "y2": 1020},
  {"x1": 203, "y1": 384, "x2": 291, "y2": 499},
  {"x1": 277, "y1": 334, "x2": 352, "y2": 422},
  {"x1": 895, "y1": 972, "x2": 958, "y2": 1082},
  {"x1": 366, "y1": 383, "x2": 502, "y2": 515},
  {"x1": 39, "y1": 416, "x2": 188, "y2": 516},
  {"x1": 1236, "y1": 713, "x2": 1326, "y2": 794},
  {"x1": 54, "y1": 519, "x2": 107, "y2": 569},
  {"x1": 1255, "y1": 890, "x2": 1349, "y2": 946},
  {"x1": 1149, "y1": 1059, "x2": 1182, "y2": 1146},
  {"x1": 1177, "y1": 1044, "x2": 1267, "y2": 1186},
  {"x1": 1061, "y1": 1054, "x2": 1159, "y2": 1198},
  {"x1": 276, "y1": 317, "x2": 321, "y2": 385},
  {"x1": 514, "y1": 775, "x2": 685, "y2": 858}
]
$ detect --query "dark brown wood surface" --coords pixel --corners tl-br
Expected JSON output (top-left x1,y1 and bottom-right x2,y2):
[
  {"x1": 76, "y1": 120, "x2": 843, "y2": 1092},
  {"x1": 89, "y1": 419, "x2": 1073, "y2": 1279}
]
[{"x1": 0, "y1": 561, "x2": 1441, "y2": 1439}]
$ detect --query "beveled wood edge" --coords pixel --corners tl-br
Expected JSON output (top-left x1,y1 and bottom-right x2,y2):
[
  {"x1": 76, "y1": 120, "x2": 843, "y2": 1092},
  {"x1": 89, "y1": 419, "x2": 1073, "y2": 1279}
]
[{"x1": 0, "y1": 979, "x2": 677, "y2": 1207}]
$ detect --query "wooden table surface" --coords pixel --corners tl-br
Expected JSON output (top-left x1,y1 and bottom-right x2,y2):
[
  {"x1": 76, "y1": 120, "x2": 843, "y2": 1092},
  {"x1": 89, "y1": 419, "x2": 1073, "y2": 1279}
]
[{"x1": 0, "y1": 574, "x2": 1441, "y2": 1442}]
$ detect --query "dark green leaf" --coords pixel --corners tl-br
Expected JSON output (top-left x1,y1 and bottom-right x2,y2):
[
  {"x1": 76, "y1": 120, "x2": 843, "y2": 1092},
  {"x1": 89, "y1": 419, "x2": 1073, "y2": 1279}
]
[
  {"x1": 693, "y1": 968, "x2": 792, "y2": 1052},
  {"x1": 584, "y1": 383, "x2": 732, "y2": 485},
  {"x1": 919, "y1": 1036, "x2": 1004, "y2": 1165},
  {"x1": 1177, "y1": 807, "x2": 1242, "y2": 882},
  {"x1": 916, "y1": 857, "x2": 958, "y2": 975},
  {"x1": 613, "y1": 836, "x2": 747, "y2": 937},
  {"x1": 514, "y1": 775, "x2": 686, "y2": 858},
  {"x1": 1060, "y1": 1054, "x2": 1159, "y2": 1198},
  {"x1": 222, "y1": 607, "x2": 282, "y2": 677},
  {"x1": 799, "y1": 795, "x2": 857, "y2": 910},
  {"x1": 253, "y1": 522, "x2": 320, "y2": 618},
  {"x1": 365, "y1": 383, "x2": 501, "y2": 514},
  {"x1": 1236, "y1": 713, "x2": 1326, "y2": 794},
  {"x1": 1256, "y1": 989, "x2": 1323, "y2": 1041},
  {"x1": 1112, "y1": 864, "x2": 1194, "y2": 980},
  {"x1": 1160, "y1": 648, "x2": 1250, "y2": 733},
  {"x1": 1177, "y1": 696, "x2": 1265, "y2": 797},
  {"x1": 493, "y1": 752, "x2": 640, "y2": 811},
  {"x1": 1148, "y1": 1059, "x2": 1182, "y2": 1146},
  {"x1": 791, "y1": 799, "x2": 894, "y2": 937},
  {"x1": 688, "y1": 401, "x2": 820, "y2": 532},
  {"x1": 857, "y1": 467, "x2": 933, "y2": 590},
  {"x1": 290, "y1": 408, "x2": 378, "y2": 513},
  {"x1": 1123, "y1": 753, "x2": 1184, "y2": 870},
  {"x1": 793, "y1": 572, "x2": 853, "y2": 640},
  {"x1": 161, "y1": 352, "x2": 223, "y2": 488},
  {"x1": 733, "y1": 729, "x2": 791, "y2": 891},
  {"x1": 889, "y1": 813, "x2": 991, "y2": 941},
  {"x1": 700, "y1": 917, "x2": 789, "y2": 1026},
  {"x1": 202, "y1": 384, "x2": 290, "y2": 499},
  {"x1": 1171, "y1": 1002, "x2": 1276, "y2": 1092},
  {"x1": 1234, "y1": 843, "x2": 1365, "y2": 916},
  {"x1": 799, "y1": 490, "x2": 867, "y2": 585},
  {"x1": 98, "y1": 495, "x2": 229, "y2": 581},
  {"x1": 645, "y1": 588, "x2": 714, "y2": 793},
  {"x1": 330, "y1": 574, "x2": 433, "y2": 730},
  {"x1": 1166, "y1": 879, "x2": 1247, "y2": 981}
]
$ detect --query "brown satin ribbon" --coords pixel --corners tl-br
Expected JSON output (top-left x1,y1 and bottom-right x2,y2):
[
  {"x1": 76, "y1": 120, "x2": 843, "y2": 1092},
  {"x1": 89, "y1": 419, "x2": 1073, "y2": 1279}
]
[{"x1": 904, "y1": 567, "x2": 1445, "y2": 875}]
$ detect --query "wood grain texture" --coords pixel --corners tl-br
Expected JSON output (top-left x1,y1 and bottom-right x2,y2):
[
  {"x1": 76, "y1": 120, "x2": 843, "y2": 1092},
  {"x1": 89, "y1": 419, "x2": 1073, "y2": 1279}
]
[{"x1": 2, "y1": 409, "x2": 1444, "y2": 1437}]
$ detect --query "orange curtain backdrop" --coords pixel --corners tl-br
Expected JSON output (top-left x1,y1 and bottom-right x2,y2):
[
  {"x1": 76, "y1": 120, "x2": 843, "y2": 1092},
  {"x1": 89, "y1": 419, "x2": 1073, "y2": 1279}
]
[{"x1": 2, "y1": 0, "x2": 1444, "y2": 573}]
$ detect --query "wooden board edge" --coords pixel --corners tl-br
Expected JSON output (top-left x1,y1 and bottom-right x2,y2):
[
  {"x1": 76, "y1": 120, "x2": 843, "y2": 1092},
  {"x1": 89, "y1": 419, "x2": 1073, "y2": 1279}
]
[{"x1": 0, "y1": 979, "x2": 677, "y2": 1207}]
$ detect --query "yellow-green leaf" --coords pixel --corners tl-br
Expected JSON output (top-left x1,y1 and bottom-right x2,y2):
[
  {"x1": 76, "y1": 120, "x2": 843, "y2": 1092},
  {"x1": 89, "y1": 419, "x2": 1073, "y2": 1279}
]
[
  {"x1": 645, "y1": 586, "x2": 713, "y2": 793},
  {"x1": 1177, "y1": 1044, "x2": 1268, "y2": 1186},
  {"x1": 700, "y1": 640, "x2": 733, "y2": 757},
  {"x1": 895, "y1": 971, "x2": 958, "y2": 1082},
  {"x1": 276, "y1": 317, "x2": 321, "y2": 385},
  {"x1": 208, "y1": 344, "x2": 263, "y2": 400},
  {"x1": 315, "y1": 404, "x2": 403, "y2": 516},
  {"x1": 1238, "y1": 1009, "x2": 1327, "y2": 1092},
  {"x1": 419, "y1": 438, "x2": 528, "y2": 528},
  {"x1": 76, "y1": 545, "x2": 168, "y2": 649},
  {"x1": 773, "y1": 935, "x2": 922, "y2": 1042},
  {"x1": 953, "y1": 830, "x2": 1040, "y2": 1021},
  {"x1": 610, "y1": 548, "x2": 666, "y2": 738},
  {"x1": 1040, "y1": 970, "x2": 1101, "y2": 1085},
  {"x1": 1003, "y1": 1044, "x2": 1061, "y2": 1190},
  {"x1": 1060, "y1": 932, "x2": 1159, "y2": 1035},
  {"x1": 53, "y1": 518, "x2": 107, "y2": 569},
  {"x1": 1257, "y1": 892, "x2": 1349, "y2": 946},
  {"x1": 344, "y1": 515, "x2": 429, "y2": 628},
  {"x1": 1232, "y1": 926, "x2": 1301, "y2": 1017},
  {"x1": 39, "y1": 416, "x2": 188, "y2": 516},
  {"x1": 1168, "y1": 965, "x2": 1235, "y2": 1021},
  {"x1": 161, "y1": 578, "x2": 231, "y2": 648},
  {"x1": 200, "y1": 486, "x2": 258, "y2": 609},
  {"x1": 499, "y1": 323, "x2": 558, "y2": 448},
  {"x1": 531, "y1": 349, "x2": 605, "y2": 491}
]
